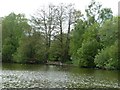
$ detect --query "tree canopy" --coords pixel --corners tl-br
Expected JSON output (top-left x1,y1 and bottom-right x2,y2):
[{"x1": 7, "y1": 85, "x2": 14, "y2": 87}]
[{"x1": 2, "y1": 0, "x2": 119, "y2": 70}]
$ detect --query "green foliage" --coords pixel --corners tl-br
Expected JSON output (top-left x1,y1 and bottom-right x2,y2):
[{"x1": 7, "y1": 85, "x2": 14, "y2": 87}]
[
  {"x1": 73, "y1": 21, "x2": 100, "y2": 68},
  {"x1": 13, "y1": 32, "x2": 46, "y2": 63},
  {"x1": 49, "y1": 39, "x2": 60, "y2": 61},
  {"x1": 94, "y1": 17, "x2": 118, "y2": 69},
  {"x1": 2, "y1": 37, "x2": 17, "y2": 62},
  {"x1": 94, "y1": 41, "x2": 118, "y2": 69},
  {"x1": 49, "y1": 34, "x2": 67, "y2": 62},
  {"x1": 77, "y1": 39, "x2": 99, "y2": 67},
  {"x1": 72, "y1": 16, "x2": 118, "y2": 69},
  {"x1": 34, "y1": 33, "x2": 46, "y2": 63},
  {"x1": 13, "y1": 35, "x2": 33, "y2": 63},
  {"x1": 70, "y1": 0, "x2": 117, "y2": 70},
  {"x1": 2, "y1": 13, "x2": 30, "y2": 62},
  {"x1": 2, "y1": 1, "x2": 118, "y2": 70},
  {"x1": 70, "y1": 20, "x2": 86, "y2": 65},
  {"x1": 98, "y1": 17, "x2": 118, "y2": 47}
]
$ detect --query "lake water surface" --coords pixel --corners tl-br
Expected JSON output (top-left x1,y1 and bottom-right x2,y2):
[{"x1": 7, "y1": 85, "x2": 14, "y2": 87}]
[{"x1": 2, "y1": 63, "x2": 120, "y2": 88}]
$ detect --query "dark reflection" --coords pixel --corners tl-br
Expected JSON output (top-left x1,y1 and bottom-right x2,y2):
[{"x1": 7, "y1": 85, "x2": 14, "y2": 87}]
[{"x1": 3, "y1": 63, "x2": 44, "y2": 71}]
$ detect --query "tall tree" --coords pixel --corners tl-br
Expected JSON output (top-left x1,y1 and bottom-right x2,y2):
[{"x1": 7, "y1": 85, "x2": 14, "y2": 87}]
[
  {"x1": 70, "y1": 0, "x2": 113, "y2": 67},
  {"x1": 55, "y1": 4, "x2": 82, "y2": 62},
  {"x1": 55, "y1": 3, "x2": 67, "y2": 62},
  {"x1": 31, "y1": 4, "x2": 82, "y2": 63},
  {"x1": 94, "y1": 17, "x2": 118, "y2": 69},
  {"x1": 2, "y1": 13, "x2": 30, "y2": 62},
  {"x1": 65, "y1": 4, "x2": 82, "y2": 62},
  {"x1": 31, "y1": 4, "x2": 58, "y2": 62},
  {"x1": 85, "y1": 0, "x2": 113, "y2": 25}
]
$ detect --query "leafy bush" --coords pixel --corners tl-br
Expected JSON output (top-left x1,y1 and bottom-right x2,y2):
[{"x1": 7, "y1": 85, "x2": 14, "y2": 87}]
[
  {"x1": 94, "y1": 41, "x2": 118, "y2": 69},
  {"x1": 77, "y1": 39, "x2": 99, "y2": 68}
]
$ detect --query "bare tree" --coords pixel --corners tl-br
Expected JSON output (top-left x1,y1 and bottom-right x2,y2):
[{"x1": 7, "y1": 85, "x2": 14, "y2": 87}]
[
  {"x1": 30, "y1": 3, "x2": 82, "y2": 62},
  {"x1": 31, "y1": 4, "x2": 58, "y2": 62}
]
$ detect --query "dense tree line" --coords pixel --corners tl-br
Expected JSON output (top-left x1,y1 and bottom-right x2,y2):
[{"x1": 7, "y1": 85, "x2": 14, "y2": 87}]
[
  {"x1": 70, "y1": 1, "x2": 119, "y2": 70},
  {"x1": 2, "y1": 0, "x2": 119, "y2": 70}
]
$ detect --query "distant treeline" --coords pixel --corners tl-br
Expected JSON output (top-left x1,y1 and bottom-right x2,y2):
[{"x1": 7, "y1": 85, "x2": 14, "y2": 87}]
[{"x1": 2, "y1": 0, "x2": 119, "y2": 70}]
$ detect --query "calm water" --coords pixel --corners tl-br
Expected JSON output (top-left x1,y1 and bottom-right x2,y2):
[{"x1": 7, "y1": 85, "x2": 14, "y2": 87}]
[{"x1": 2, "y1": 63, "x2": 120, "y2": 88}]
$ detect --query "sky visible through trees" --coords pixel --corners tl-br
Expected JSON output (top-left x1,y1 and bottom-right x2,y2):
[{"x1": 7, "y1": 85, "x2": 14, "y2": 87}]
[{"x1": 1, "y1": 0, "x2": 119, "y2": 70}]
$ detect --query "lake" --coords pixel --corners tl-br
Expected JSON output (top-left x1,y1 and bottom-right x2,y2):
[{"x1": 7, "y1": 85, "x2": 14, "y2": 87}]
[{"x1": 2, "y1": 63, "x2": 120, "y2": 88}]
